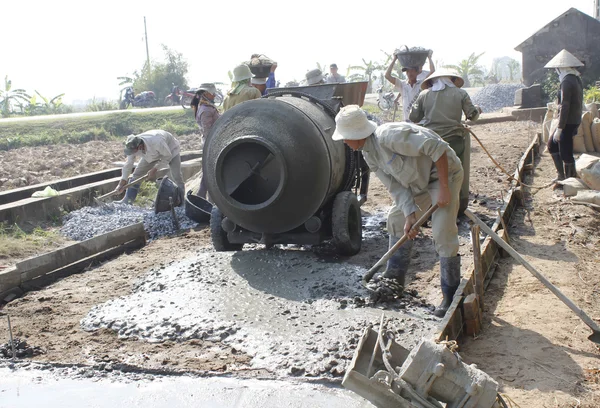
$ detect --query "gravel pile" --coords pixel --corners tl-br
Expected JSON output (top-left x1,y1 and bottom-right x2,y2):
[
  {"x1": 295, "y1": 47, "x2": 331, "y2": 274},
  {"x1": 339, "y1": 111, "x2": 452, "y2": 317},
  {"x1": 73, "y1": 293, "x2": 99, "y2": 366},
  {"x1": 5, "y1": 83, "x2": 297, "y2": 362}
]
[
  {"x1": 61, "y1": 203, "x2": 198, "y2": 241},
  {"x1": 0, "y1": 338, "x2": 44, "y2": 359},
  {"x1": 472, "y1": 84, "x2": 524, "y2": 113}
]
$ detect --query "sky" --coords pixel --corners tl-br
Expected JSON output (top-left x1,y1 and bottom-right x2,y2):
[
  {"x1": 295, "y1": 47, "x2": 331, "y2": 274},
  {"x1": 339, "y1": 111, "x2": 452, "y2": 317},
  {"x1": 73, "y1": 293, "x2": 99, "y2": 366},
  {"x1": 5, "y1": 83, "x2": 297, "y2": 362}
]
[{"x1": 2, "y1": 0, "x2": 595, "y2": 104}]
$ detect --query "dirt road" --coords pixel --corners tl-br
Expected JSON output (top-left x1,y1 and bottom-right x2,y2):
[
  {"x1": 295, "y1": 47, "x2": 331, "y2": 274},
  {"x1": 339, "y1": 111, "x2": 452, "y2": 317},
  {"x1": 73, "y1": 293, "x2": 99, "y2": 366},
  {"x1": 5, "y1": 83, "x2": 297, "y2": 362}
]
[{"x1": 0, "y1": 106, "x2": 184, "y2": 124}]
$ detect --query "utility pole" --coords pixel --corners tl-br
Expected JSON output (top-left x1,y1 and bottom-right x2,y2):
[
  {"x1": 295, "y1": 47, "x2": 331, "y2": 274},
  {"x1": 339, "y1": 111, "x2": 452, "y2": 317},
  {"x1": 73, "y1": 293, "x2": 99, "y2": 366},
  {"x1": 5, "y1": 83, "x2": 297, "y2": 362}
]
[
  {"x1": 144, "y1": 16, "x2": 150, "y2": 69},
  {"x1": 595, "y1": 0, "x2": 600, "y2": 20}
]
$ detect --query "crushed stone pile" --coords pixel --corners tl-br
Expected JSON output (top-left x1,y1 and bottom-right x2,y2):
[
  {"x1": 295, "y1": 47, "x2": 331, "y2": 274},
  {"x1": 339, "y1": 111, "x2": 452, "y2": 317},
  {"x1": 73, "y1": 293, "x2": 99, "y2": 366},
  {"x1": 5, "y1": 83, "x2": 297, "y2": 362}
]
[
  {"x1": 0, "y1": 338, "x2": 44, "y2": 359},
  {"x1": 61, "y1": 203, "x2": 198, "y2": 241},
  {"x1": 471, "y1": 84, "x2": 524, "y2": 113}
]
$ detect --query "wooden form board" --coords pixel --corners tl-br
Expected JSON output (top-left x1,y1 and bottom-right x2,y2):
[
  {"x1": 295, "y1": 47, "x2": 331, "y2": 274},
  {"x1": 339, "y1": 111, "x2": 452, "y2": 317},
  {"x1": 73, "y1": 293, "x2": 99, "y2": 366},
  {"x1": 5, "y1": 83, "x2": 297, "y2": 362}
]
[{"x1": 436, "y1": 132, "x2": 542, "y2": 342}]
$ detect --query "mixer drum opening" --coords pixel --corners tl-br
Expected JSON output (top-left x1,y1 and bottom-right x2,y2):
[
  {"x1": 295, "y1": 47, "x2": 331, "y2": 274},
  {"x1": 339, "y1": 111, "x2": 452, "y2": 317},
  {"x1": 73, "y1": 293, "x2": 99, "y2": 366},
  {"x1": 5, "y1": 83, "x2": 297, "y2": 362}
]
[{"x1": 216, "y1": 136, "x2": 286, "y2": 210}]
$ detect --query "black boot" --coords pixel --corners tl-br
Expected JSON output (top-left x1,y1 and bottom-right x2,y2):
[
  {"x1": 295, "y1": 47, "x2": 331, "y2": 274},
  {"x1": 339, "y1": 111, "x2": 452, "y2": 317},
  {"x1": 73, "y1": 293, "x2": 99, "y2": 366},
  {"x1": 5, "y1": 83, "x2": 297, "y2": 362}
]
[
  {"x1": 458, "y1": 197, "x2": 469, "y2": 217},
  {"x1": 117, "y1": 184, "x2": 140, "y2": 205},
  {"x1": 551, "y1": 153, "x2": 565, "y2": 182},
  {"x1": 434, "y1": 256, "x2": 461, "y2": 318},
  {"x1": 382, "y1": 235, "x2": 413, "y2": 288},
  {"x1": 564, "y1": 162, "x2": 577, "y2": 179}
]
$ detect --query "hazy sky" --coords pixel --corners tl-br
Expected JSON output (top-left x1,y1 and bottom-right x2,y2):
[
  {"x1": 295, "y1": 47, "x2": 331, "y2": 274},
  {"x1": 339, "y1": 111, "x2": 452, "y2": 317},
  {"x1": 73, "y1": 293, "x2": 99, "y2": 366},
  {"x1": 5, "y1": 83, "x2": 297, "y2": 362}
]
[{"x1": 2, "y1": 0, "x2": 594, "y2": 103}]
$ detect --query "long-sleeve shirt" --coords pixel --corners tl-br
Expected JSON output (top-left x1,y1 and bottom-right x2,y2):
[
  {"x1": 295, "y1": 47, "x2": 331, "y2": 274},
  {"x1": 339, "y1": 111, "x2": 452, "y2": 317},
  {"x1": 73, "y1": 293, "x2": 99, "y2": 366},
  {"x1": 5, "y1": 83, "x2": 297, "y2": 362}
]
[
  {"x1": 195, "y1": 104, "x2": 220, "y2": 137},
  {"x1": 409, "y1": 86, "x2": 479, "y2": 140},
  {"x1": 266, "y1": 72, "x2": 276, "y2": 92},
  {"x1": 557, "y1": 74, "x2": 583, "y2": 128},
  {"x1": 361, "y1": 123, "x2": 462, "y2": 217},
  {"x1": 326, "y1": 73, "x2": 346, "y2": 84},
  {"x1": 223, "y1": 85, "x2": 262, "y2": 111},
  {"x1": 393, "y1": 71, "x2": 429, "y2": 122},
  {"x1": 121, "y1": 130, "x2": 180, "y2": 180}
]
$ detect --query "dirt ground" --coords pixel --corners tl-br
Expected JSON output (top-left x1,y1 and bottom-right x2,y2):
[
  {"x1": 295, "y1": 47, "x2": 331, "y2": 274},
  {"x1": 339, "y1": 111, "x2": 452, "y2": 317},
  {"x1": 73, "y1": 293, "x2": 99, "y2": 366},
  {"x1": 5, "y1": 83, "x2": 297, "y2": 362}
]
[
  {"x1": 0, "y1": 133, "x2": 204, "y2": 191},
  {"x1": 461, "y1": 151, "x2": 600, "y2": 407}
]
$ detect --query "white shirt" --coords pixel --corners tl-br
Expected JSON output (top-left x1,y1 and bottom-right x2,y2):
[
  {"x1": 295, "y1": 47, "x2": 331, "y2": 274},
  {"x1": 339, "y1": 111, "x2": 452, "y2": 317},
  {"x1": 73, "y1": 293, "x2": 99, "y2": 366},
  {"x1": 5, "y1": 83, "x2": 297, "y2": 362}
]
[
  {"x1": 394, "y1": 70, "x2": 429, "y2": 122},
  {"x1": 121, "y1": 130, "x2": 181, "y2": 180},
  {"x1": 326, "y1": 73, "x2": 346, "y2": 84}
]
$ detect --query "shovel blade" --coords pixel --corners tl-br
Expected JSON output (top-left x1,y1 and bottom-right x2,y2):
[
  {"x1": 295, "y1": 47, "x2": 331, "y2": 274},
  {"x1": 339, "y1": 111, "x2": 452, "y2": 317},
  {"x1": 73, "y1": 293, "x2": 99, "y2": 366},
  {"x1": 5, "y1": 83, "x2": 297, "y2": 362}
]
[{"x1": 588, "y1": 331, "x2": 600, "y2": 345}]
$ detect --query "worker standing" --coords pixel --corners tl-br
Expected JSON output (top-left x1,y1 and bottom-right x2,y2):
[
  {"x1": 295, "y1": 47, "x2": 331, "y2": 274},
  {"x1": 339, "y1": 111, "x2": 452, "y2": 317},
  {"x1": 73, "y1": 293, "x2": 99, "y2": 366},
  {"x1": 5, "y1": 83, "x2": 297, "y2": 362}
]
[
  {"x1": 223, "y1": 64, "x2": 262, "y2": 111},
  {"x1": 305, "y1": 69, "x2": 326, "y2": 86},
  {"x1": 191, "y1": 83, "x2": 220, "y2": 199},
  {"x1": 116, "y1": 130, "x2": 185, "y2": 205},
  {"x1": 332, "y1": 105, "x2": 464, "y2": 318},
  {"x1": 250, "y1": 55, "x2": 277, "y2": 96},
  {"x1": 385, "y1": 49, "x2": 435, "y2": 122},
  {"x1": 409, "y1": 69, "x2": 482, "y2": 215},
  {"x1": 326, "y1": 63, "x2": 346, "y2": 84},
  {"x1": 544, "y1": 49, "x2": 584, "y2": 182}
]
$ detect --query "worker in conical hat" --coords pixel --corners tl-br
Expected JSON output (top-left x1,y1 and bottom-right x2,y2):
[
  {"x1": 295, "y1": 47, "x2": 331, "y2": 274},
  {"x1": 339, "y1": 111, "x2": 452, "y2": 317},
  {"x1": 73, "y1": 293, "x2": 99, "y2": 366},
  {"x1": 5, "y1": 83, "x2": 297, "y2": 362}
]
[
  {"x1": 544, "y1": 49, "x2": 584, "y2": 183},
  {"x1": 409, "y1": 68, "x2": 482, "y2": 216},
  {"x1": 223, "y1": 64, "x2": 261, "y2": 111}
]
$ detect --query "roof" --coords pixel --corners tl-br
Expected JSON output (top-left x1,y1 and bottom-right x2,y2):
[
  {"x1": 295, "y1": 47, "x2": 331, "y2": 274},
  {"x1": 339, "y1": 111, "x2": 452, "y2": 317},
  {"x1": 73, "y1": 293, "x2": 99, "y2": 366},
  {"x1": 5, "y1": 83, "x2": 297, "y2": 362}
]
[{"x1": 515, "y1": 8, "x2": 600, "y2": 52}]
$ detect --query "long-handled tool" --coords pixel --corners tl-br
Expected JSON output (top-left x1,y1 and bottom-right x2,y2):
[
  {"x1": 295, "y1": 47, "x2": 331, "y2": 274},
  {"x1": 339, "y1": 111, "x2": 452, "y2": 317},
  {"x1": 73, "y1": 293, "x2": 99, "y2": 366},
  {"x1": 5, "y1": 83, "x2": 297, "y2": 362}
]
[
  {"x1": 464, "y1": 208, "x2": 600, "y2": 344},
  {"x1": 362, "y1": 204, "x2": 439, "y2": 286},
  {"x1": 93, "y1": 174, "x2": 149, "y2": 206}
]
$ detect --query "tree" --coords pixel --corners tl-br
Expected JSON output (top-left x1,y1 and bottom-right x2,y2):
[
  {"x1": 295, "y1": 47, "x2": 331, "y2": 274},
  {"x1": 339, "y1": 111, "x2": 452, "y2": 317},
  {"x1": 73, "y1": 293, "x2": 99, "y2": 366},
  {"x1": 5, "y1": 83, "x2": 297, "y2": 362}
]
[
  {"x1": 348, "y1": 59, "x2": 385, "y2": 93},
  {"x1": 0, "y1": 75, "x2": 30, "y2": 117},
  {"x1": 507, "y1": 59, "x2": 521, "y2": 83},
  {"x1": 131, "y1": 45, "x2": 189, "y2": 105},
  {"x1": 445, "y1": 52, "x2": 485, "y2": 88}
]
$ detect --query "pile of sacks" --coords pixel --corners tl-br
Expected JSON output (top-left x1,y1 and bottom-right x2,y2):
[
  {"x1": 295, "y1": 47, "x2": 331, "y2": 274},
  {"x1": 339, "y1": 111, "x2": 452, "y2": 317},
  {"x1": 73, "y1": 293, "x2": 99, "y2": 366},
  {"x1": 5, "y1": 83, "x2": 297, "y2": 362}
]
[
  {"x1": 558, "y1": 153, "x2": 600, "y2": 206},
  {"x1": 543, "y1": 103, "x2": 600, "y2": 153}
]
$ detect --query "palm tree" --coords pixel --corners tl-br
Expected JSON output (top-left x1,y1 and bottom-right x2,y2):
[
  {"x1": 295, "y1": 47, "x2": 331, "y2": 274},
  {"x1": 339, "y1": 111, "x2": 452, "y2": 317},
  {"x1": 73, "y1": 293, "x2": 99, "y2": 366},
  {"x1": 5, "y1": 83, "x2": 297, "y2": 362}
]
[
  {"x1": 445, "y1": 52, "x2": 485, "y2": 88},
  {"x1": 348, "y1": 59, "x2": 384, "y2": 93},
  {"x1": 34, "y1": 90, "x2": 66, "y2": 115},
  {"x1": 507, "y1": 59, "x2": 521, "y2": 83},
  {"x1": 0, "y1": 75, "x2": 31, "y2": 117}
]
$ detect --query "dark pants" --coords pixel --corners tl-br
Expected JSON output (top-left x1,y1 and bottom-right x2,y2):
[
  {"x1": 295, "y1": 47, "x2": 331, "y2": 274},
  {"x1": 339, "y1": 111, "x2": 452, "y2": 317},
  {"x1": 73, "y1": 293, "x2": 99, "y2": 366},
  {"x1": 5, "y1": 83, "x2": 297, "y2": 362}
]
[{"x1": 547, "y1": 124, "x2": 579, "y2": 164}]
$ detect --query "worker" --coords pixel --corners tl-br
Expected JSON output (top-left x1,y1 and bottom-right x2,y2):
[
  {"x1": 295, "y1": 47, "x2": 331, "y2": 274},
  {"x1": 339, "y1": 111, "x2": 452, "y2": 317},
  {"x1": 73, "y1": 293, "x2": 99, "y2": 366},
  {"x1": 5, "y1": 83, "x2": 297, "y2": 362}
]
[
  {"x1": 251, "y1": 63, "x2": 277, "y2": 96},
  {"x1": 326, "y1": 63, "x2": 346, "y2": 84},
  {"x1": 544, "y1": 49, "x2": 584, "y2": 182},
  {"x1": 191, "y1": 83, "x2": 220, "y2": 199},
  {"x1": 332, "y1": 105, "x2": 463, "y2": 318},
  {"x1": 409, "y1": 69, "x2": 482, "y2": 215},
  {"x1": 223, "y1": 64, "x2": 261, "y2": 111},
  {"x1": 116, "y1": 130, "x2": 184, "y2": 205},
  {"x1": 305, "y1": 69, "x2": 325, "y2": 86},
  {"x1": 385, "y1": 49, "x2": 435, "y2": 122}
]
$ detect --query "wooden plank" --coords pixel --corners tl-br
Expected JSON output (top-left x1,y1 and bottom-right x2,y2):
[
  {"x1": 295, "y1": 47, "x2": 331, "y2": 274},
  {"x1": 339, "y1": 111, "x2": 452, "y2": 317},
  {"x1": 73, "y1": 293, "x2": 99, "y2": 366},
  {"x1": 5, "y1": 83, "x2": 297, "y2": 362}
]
[
  {"x1": 471, "y1": 225, "x2": 484, "y2": 308},
  {"x1": 21, "y1": 237, "x2": 145, "y2": 291},
  {"x1": 0, "y1": 267, "x2": 20, "y2": 295},
  {"x1": 436, "y1": 278, "x2": 470, "y2": 341},
  {"x1": 17, "y1": 223, "x2": 145, "y2": 282}
]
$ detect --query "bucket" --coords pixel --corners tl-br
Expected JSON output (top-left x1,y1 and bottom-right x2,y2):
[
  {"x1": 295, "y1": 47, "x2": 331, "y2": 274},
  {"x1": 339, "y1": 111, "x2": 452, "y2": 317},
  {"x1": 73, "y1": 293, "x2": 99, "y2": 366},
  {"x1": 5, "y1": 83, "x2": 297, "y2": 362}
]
[
  {"x1": 249, "y1": 64, "x2": 272, "y2": 78},
  {"x1": 185, "y1": 191, "x2": 212, "y2": 223},
  {"x1": 154, "y1": 177, "x2": 181, "y2": 214},
  {"x1": 395, "y1": 46, "x2": 430, "y2": 69}
]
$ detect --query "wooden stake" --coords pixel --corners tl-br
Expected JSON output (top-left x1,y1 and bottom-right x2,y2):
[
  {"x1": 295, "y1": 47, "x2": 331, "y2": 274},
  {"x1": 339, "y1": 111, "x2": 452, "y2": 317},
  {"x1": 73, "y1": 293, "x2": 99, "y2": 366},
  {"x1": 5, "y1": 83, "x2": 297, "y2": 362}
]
[{"x1": 470, "y1": 225, "x2": 484, "y2": 309}]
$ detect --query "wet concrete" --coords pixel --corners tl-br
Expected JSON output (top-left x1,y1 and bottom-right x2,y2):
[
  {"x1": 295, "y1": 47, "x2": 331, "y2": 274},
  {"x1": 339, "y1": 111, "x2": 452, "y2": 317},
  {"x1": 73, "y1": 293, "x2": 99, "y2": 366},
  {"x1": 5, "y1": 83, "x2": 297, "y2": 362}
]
[
  {"x1": 81, "y1": 249, "x2": 438, "y2": 378},
  {"x1": 0, "y1": 366, "x2": 374, "y2": 408}
]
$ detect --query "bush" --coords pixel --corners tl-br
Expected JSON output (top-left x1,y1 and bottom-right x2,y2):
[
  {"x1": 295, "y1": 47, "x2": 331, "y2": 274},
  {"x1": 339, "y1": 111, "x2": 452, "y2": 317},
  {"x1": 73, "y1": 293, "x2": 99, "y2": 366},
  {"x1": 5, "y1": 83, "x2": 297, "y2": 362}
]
[
  {"x1": 540, "y1": 70, "x2": 560, "y2": 104},
  {"x1": 86, "y1": 98, "x2": 119, "y2": 112},
  {"x1": 584, "y1": 86, "x2": 600, "y2": 103}
]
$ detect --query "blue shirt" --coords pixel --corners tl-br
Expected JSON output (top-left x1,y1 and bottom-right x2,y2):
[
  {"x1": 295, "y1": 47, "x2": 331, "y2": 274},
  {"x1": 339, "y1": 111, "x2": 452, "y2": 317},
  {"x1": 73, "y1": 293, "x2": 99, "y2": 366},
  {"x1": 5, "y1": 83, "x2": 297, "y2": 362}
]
[{"x1": 263, "y1": 72, "x2": 276, "y2": 96}]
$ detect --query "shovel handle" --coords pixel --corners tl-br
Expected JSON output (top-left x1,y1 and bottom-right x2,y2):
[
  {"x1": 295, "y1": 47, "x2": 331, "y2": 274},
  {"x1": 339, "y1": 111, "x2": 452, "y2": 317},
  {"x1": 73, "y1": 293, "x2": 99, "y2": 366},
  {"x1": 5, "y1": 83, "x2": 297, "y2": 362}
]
[
  {"x1": 362, "y1": 204, "x2": 439, "y2": 284},
  {"x1": 97, "y1": 174, "x2": 149, "y2": 200}
]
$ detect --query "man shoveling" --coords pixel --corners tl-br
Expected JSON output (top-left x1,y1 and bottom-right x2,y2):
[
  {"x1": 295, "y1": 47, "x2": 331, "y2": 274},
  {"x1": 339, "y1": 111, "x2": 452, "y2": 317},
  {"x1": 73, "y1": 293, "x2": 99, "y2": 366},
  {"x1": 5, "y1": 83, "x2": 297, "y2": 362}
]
[
  {"x1": 115, "y1": 129, "x2": 185, "y2": 205},
  {"x1": 332, "y1": 105, "x2": 463, "y2": 317}
]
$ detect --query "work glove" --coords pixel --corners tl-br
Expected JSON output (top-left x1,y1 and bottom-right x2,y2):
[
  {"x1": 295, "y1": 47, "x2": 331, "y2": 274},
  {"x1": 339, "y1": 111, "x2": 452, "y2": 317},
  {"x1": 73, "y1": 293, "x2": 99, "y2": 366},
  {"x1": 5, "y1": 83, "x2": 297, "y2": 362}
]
[{"x1": 553, "y1": 128, "x2": 563, "y2": 143}]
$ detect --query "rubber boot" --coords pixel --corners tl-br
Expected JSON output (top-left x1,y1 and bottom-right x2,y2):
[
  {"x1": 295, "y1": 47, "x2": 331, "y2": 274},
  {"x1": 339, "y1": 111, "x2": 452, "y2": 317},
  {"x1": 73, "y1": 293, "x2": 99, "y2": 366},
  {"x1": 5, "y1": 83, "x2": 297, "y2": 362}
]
[
  {"x1": 434, "y1": 256, "x2": 461, "y2": 318},
  {"x1": 564, "y1": 162, "x2": 577, "y2": 179},
  {"x1": 381, "y1": 235, "x2": 413, "y2": 288},
  {"x1": 118, "y1": 184, "x2": 140, "y2": 205},
  {"x1": 551, "y1": 153, "x2": 565, "y2": 182},
  {"x1": 458, "y1": 197, "x2": 469, "y2": 217}
]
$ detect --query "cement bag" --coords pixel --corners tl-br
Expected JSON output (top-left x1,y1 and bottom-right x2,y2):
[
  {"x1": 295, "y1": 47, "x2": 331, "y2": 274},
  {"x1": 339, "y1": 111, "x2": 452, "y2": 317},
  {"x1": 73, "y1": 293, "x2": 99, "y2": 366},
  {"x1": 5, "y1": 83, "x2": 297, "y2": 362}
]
[
  {"x1": 542, "y1": 109, "x2": 554, "y2": 143},
  {"x1": 585, "y1": 103, "x2": 599, "y2": 120},
  {"x1": 580, "y1": 161, "x2": 600, "y2": 190},
  {"x1": 558, "y1": 178, "x2": 589, "y2": 197},
  {"x1": 582, "y1": 111, "x2": 595, "y2": 152},
  {"x1": 573, "y1": 190, "x2": 600, "y2": 206},
  {"x1": 548, "y1": 118, "x2": 560, "y2": 143},
  {"x1": 576, "y1": 153, "x2": 600, "y2": 175},
  {"x1": 592, "y1": 119, "x2": 600, "y2": 152},
  {"x1": 573, "y1": 124, "x2": 587, "y2": 153}
]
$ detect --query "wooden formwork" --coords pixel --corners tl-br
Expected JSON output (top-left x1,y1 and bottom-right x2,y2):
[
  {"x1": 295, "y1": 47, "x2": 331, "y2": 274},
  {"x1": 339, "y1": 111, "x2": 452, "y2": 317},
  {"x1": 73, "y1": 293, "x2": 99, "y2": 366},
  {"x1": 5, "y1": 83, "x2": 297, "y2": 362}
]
[{"x1": 436, "y1": 132, "x2": 543, "y2": 342}]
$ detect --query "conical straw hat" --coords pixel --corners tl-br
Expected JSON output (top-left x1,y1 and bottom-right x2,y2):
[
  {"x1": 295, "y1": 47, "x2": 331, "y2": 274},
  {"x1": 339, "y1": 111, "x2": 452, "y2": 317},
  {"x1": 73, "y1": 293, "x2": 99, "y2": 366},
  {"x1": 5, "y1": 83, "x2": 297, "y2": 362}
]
[
  {"x1": 421, "y1": 68, "x2": 465, "y2": 90},
  {"x1": 545, "y1": 49, "x2": 584, "y2": 68}
]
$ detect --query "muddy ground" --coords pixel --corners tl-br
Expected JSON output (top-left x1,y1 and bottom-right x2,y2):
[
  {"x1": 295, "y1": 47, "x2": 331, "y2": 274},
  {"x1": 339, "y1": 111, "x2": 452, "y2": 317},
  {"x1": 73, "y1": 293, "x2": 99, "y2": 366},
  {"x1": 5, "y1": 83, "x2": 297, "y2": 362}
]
[{"x1": 0, "y1": 133, "x2": 204, "y2": 191}]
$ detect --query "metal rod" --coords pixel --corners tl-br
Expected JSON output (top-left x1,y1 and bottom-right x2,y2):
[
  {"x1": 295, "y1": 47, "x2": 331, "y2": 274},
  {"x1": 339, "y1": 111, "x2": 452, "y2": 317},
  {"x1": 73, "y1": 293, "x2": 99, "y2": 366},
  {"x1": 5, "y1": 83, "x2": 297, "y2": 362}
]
[{"x1": 6, "y1": 314, "x2": 16, "y2": 361}]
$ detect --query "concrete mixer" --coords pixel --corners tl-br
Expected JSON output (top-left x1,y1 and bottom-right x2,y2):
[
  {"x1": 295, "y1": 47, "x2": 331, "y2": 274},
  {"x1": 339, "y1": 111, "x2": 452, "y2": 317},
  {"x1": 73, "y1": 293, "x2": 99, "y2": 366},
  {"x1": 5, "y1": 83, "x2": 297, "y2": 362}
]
[{"x1": 203, "y1": 82, "x2": 371, "y2": 255}]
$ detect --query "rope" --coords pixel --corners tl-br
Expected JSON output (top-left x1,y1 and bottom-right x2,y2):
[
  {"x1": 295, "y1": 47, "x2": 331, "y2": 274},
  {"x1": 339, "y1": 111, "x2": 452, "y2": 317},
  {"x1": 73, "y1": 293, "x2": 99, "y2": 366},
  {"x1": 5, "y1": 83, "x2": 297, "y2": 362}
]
[
  {"x1": 463, "y1": 125, "x2": 553, "y2": 191},
  {"x1": 497, "y1": 393, "x2": 522, "y2": 408}
]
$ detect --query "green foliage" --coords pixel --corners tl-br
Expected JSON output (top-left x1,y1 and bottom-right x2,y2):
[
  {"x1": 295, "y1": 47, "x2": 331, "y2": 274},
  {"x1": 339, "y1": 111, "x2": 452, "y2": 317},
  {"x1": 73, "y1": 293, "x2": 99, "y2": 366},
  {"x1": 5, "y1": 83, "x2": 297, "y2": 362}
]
[
  {"x1": 134, "y1": 180, "x2": 159, "y2": 208},
  {"x1": 0, "y1": 109, "x2": 197, "y2": 150},
  {"x1": 506, "y1": 59, "x2": 521, "y2": 82},
  {"x1": 86, "y1": 97, "x2": 119, "y2": 112},
  {"x1": 131, "y1": 45, "x2": 189, "y2": 106},
  {"x1": 0, "y1": 223, "x2": 62, "y2": 259},
  {"x1": 541, "y1": 70, "x2": 560, "y2": 104},
  {"x1": 445, "y1": 52, "x2": 486, "y2": 87},
  {"x1": 347, "y1": 59, "x2": 387, "y2": 93},
  {"x1": 0, "y1": 75, "x2": 31, "y2": 117},
  {"x1": 584, "y1": 85, "x2": 600, "y2": 103}
]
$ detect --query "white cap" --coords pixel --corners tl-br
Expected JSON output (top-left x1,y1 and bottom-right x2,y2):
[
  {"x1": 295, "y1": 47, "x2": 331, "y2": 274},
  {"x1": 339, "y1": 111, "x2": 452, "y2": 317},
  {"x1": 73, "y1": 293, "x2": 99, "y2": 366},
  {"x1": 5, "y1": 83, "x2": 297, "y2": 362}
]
[
  {"x1": 331, "y1": 105, "x2": 378, "y2": 141},
  {"x1": 251, "y1": 77, "x2": 268, "y2": 85},
  {"x1": 232, "y1": 64, "x2": 253, "y2": 82}
]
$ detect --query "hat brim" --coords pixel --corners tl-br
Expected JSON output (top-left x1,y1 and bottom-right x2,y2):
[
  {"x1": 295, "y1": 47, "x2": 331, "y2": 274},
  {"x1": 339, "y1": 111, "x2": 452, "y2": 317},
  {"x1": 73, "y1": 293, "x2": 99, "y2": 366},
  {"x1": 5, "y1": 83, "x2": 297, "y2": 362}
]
[
  {"x1": 306, "y1": 75, "x2": 324, "y2": 85},
  {"x1": 251, "y1": 77, "x2": 268, "y2": 85},
  {"x1": 421, "y1": 76, "x2": 465, "y2": 90},
  {"x1": 332, "y1": 120, "x2": 377, "y2": 141}
]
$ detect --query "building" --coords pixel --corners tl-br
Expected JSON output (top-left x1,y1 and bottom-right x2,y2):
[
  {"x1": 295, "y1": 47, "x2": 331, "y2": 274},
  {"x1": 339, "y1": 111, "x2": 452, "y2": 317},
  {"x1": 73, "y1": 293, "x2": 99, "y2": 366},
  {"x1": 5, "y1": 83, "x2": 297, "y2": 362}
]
[{"x1": 515, "y1": 8, "x2": 600, "y2": 86}]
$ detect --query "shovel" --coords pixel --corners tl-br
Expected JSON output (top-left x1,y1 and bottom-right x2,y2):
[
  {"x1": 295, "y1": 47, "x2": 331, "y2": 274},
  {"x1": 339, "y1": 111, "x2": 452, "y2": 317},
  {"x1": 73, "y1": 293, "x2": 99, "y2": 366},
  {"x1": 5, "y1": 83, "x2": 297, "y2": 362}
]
[
  {"x1": 362, "y1": 204, "x2": 439, "y2": 286},
  {"x1": 464, "y1": 209, "x2": 600, "y2": 344},
  {"x1": 93, "y1": 174, "x2": 149, "y2": 207}
]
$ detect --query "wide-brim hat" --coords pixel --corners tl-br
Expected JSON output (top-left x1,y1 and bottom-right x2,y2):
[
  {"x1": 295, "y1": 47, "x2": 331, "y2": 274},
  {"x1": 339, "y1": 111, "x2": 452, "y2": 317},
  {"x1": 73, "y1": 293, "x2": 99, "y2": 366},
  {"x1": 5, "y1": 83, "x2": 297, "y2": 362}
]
[
  {"x1": 232, "y1": 64, "x2": 253, "y2": 82},
  {"x1": 421, "y1": 69, "x2": 465, "y2": 90},
  {"x1": 251, "y1": 77, "x2": 268, "y2": 85},
  {"x1": 332, "y1": 105, "x2": 378, "y2": 141},
  {"x1": 124, "y1": 134, "x2": 142, "y2": 156},
  {"x1": 197, "y1": 83, "x2": 217, "y2": 94},
  {"x1": 545, "y1": 49, "x2": 584, "y2": 68},
  {"x1": 306, "y1": 69, "x2": 324, "y2": 85}
]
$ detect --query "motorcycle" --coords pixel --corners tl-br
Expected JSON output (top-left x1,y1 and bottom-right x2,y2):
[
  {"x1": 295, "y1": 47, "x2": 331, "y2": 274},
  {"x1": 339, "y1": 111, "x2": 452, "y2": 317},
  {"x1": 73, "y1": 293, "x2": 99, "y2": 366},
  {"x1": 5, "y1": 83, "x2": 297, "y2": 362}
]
[
  {"x1": 376, "y1": 86, "x2": 396, "y2": 111},
  {"x1": 164, "y1": 85, "x2": 184, "y2": 106},
  {"x1": 120, "y1": 87, "x2": 156, "y2": 109}
]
